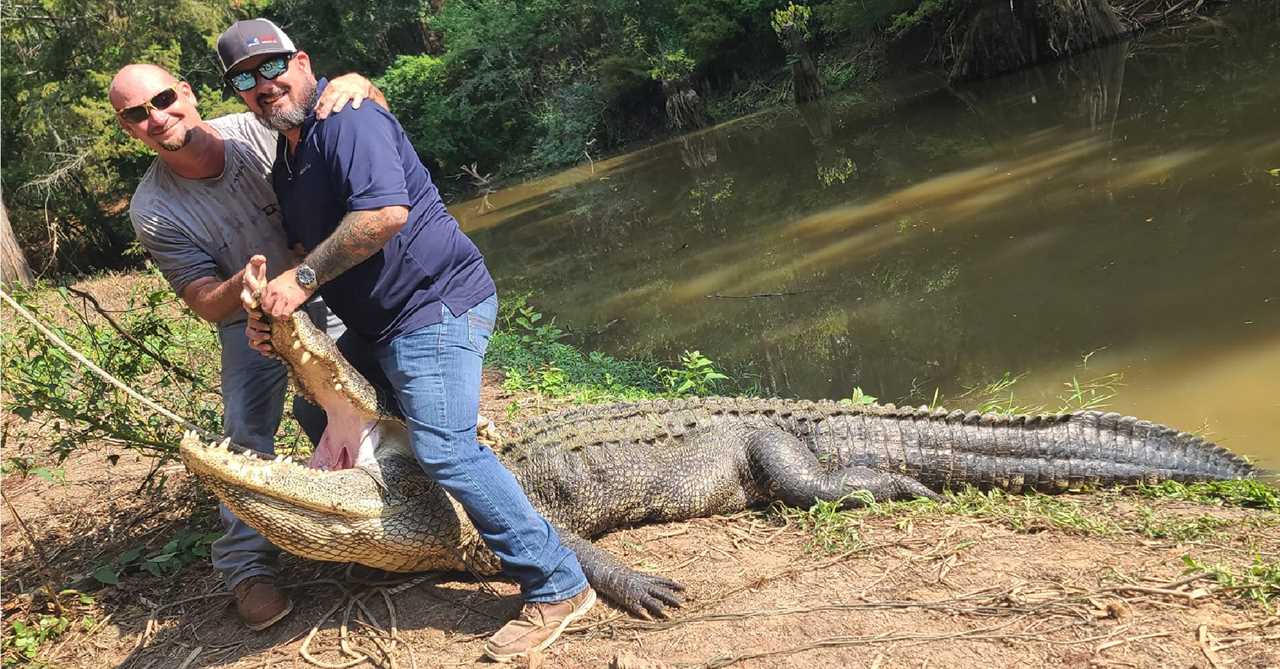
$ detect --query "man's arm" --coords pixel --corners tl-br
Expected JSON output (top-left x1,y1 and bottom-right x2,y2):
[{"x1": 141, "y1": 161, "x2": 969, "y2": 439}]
[
  {"x1": 131, "y1": 207, "x2": 241, "y2": 324},
  {"x1": 182, "y1": 271, "x2": 248, "y2": 323},
  {"x1": 307, "y1": 206, "x2": 408, "y2": 285},
  {"x1": 257, "y1": 206, "x2": 408, "y2": 320},
  {"x1": 315, "y1": 73, "x2": 389, "y2": 119}
]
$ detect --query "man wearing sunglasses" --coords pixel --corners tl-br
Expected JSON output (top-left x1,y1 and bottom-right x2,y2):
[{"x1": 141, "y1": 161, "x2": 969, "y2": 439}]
[
  {"x1": 109, "y1": 57, "x2": 384, "y2": 632},
  {"x1": 219, "y1": 18, "x2": 597, "y2": 662}
]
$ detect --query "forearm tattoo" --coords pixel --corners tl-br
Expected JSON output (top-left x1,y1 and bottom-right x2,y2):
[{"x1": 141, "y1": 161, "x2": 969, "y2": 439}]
[{"x1": 305, "y1": 208, "x2": 403, "y2": 286}]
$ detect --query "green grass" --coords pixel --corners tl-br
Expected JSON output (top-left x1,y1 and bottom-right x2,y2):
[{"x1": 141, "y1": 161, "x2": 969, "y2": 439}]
[
  {"x1": 1137, "y1": 479, "x2": 1280, "y2": 511},
  {"x1": 1182, "y1": 555, "x2": 1280, "y2": 612},
  {"x1": 1132, "y1": 507, "x2": 1235, "y2": 542},
  {"x1": 487, "y1": 295, "x2": 746, "y2": 406},
  {"x1": 775, "y1": 480, "x2": 1277, "y2": 558},
  {"x1": 775, "y1": 494, "x2": 873, "y2": 553},
  {"x1": 955, "y1": 366, "x2": 1125, "y2": 416}
]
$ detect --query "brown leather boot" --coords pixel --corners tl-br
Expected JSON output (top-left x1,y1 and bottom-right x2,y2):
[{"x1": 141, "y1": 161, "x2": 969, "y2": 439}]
[
  {"x1": 232, "y1": 576, "x2": 293, "y2": 631},
  {"x1": 483, "y1": 587, "x2": 596, "y2": 662}
]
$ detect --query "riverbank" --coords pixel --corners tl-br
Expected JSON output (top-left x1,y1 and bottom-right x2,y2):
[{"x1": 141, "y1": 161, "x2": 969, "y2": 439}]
[{"x1": 2, "y1": 271, "x2": 1276, "y2": 667}]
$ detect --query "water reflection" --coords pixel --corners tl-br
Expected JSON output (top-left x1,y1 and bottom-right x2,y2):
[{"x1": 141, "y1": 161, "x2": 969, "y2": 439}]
[{"x1": 457, "y1": 8, "x2": 1280, "y2": 467}]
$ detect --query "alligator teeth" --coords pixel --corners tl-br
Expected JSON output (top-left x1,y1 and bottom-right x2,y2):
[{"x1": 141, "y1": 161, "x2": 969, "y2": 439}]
[
  {"x1": 301, "y1": 351, "x2": 313, "y2": 364},
  {"x1": 292, "y1": 340, "x2": 302, "y2": 350},
  {"x1": 219, "y1": 438, "x2": 232, "y2": 450},
  {"x1": 274, "y1": 455, "x2": 285, "y2": 463},
  {"x1": 333, "y1": 383, "x2": 343, "y2": 391}
]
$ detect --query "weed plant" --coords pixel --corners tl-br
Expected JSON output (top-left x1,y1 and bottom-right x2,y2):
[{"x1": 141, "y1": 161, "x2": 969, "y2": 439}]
[
  {"x1": 2, "y1": 280, "x2": 223, "y2": 461},
  {"x1": 0, "y1": 590, "x2": 96, "y2": 668},
  {"x1": 1182, "y1": 555, "x2": 1280, "y2": 612},
  {"x1": 1137, "y1": 479, "x2": 1279, "y2": 511},
  {"x1": 488, "y1": 294, "x2": 743, "y2": 404}
]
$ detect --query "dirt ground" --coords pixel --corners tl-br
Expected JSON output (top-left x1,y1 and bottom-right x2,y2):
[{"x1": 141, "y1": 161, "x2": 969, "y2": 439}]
[
  {"x1": 3, "y1": 275, "x2": 1278, "y2": 668},
  {"x1": 5, "y1": 386, "x2": 1279, "y2": 669}
]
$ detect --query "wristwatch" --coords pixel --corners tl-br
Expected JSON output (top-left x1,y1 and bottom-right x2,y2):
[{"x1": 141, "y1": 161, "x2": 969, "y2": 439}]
[{"x1": 295, "y1": 263, "x2": 318, "y2": 290}]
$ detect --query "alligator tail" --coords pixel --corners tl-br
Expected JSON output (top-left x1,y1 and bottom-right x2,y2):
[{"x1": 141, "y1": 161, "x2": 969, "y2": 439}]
[{"x1": 859, "y1": 409, "x2": 1259, "y2": 493}]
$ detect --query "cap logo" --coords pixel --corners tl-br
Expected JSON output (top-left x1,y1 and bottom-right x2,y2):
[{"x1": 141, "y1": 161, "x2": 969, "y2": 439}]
[{"x1": 246, "y1": 35, "x2": 280, "y2": 47}]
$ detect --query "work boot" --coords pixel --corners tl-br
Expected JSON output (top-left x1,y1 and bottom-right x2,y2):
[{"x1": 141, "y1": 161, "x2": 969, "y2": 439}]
[
  {"x1": 483, "y1": 586, "x2": 597, "y2": 662},
  {"x1": 232, "y1": 576, "x2": 293, "y2": 631}
]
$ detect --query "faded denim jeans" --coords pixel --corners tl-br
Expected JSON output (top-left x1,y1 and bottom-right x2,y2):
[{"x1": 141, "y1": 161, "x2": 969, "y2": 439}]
[
  {"x1": 338, "y1": 294, "x2": 589, "y2": 602},
  {"x1": 211, "y1": 299, "x2": 341, "y2": 589}
]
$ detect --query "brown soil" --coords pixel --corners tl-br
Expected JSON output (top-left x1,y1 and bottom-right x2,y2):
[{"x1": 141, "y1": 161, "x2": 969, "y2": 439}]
[{"x1": 3, "y1": 275, "x2": 1278, "y2": 669}]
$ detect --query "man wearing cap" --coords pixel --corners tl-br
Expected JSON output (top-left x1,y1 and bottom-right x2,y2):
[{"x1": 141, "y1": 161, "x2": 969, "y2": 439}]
[
  {"x1": 109, "y1": 58, "x2": 384, "y2": 631},
  {"x1": 219, "y1": 18, "x2": 597, "y2": 661}
]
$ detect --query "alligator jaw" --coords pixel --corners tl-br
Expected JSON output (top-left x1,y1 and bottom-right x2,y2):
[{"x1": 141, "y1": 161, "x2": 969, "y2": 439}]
[
  {"x1": 179, "y1": 431, "x2": 391, "y2": 519},
  {"x1": 180, "y1": 430, "x2": 499, "y2": 573}
]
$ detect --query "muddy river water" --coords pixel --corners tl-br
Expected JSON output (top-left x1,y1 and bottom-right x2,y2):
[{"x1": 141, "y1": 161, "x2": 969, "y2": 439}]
[{"x1": 455, "y1": 7, "x2": 1280, "y2": 468}]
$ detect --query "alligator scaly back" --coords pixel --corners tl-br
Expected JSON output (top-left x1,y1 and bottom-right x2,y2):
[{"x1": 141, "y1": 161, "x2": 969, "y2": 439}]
[{"x1": 502, "y1": 398, "x2": 1256, "y2": 493}]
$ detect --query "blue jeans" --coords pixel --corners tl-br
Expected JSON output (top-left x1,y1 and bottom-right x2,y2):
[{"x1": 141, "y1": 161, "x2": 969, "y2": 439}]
[
  {"x1": 339, "y1": 294, "x2": 588, "y2": 602},
  {"x1": 211, "y1": 300, "x2": 343, "y2": 589}
]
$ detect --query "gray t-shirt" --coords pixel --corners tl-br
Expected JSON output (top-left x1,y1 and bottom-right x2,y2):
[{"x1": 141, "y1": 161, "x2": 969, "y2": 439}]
[{"x1": 129, "y1": 113, "x2": 296, "y2": 327}]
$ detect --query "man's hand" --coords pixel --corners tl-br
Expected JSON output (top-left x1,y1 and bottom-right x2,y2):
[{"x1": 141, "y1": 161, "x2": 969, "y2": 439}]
[
  {"x1": 261, "y1": 267, "x2": 313, "y2": 321},
  {"x1": 240, "y1": 255, "x2": 277, "y2": 359},
  {"x1": 315, "y1": 73, "x2": 388, "y2": 119}
]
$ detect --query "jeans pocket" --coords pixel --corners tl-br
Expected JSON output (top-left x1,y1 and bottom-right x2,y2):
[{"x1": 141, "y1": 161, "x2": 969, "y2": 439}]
[{"x1": 467, "y1": 311, "x2": 495, "y2": 351}]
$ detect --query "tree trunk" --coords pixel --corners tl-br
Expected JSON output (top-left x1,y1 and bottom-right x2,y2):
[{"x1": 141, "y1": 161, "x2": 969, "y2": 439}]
[
  {"x1": 662, "y1": 79, "x2": 707, "y2": 131},
  {"x1": 950, "y1": 0, "x2": 1042, "y2": 80},
  {"x1": 949, "y1": 0, "x2": 1125, "y2": 81},
  {"x1": 786, "y1": 27, "x2": 825, "y2": 103},
  {"x1": 0, "y1": 195, "x2": 34, "y2": 288}
]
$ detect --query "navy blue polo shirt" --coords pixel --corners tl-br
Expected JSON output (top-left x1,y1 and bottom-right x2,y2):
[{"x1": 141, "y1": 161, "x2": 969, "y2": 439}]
[{"x1": 272, "y1": 78, "x2": 495, "y2": 344}]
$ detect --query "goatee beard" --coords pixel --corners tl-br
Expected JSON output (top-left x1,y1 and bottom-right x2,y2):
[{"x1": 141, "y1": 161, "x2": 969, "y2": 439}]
[
  {"x1": 158, "y1": 128, "x2": 195, "y2": 152},
  {"x1": 258, "y1": 81, "x2": 318, "y2": 132}
]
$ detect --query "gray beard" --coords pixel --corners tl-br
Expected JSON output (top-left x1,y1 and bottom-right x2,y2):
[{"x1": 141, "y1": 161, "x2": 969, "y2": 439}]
[
  {"x1": 158, "y1": 128, "x2": 195, "y2": 152},
  {"x1": 258, "y1": 82, "x2": 318, "y2": 132}
]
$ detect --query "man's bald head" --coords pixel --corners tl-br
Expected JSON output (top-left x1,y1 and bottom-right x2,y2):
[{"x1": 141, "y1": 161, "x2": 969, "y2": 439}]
[
  {"x1": 109, "y1": 64, "x2": 203, "y2": 153},
  {"x1": 109, "y1": 64, "x2": 179, "y2": 109}
]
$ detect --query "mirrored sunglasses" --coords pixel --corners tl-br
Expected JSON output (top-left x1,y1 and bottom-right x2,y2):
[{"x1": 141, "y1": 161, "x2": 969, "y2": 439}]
[
  {"x1": 226, "y1": 53, "x2": 294, "y2": 92},
  {"x1": 115, "y1": 88, "x2": 179, "y2": 124}
]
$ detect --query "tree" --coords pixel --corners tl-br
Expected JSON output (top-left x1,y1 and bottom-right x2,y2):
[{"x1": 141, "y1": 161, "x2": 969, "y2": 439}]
[
  {"x1": 1, "y1": 195, "x2": 34, "y2": 288},
  {"x1": 0, "y1": 0, "x2": 244, "y2": 273},
  {"x1": 772, "y1": 3, "x2": 824, "y2": 103}
]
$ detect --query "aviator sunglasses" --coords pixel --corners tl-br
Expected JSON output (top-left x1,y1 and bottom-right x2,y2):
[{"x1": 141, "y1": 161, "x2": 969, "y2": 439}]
[
  {"x1": 115, "y1": 87, "x2": 179, "y2": 124},
  {"x1": 226, "y1": 53, "x2": 295, "y2": 92}
]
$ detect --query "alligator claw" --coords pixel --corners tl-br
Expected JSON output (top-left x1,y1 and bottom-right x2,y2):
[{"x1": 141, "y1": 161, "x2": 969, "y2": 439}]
[
  {"x1": 619, "y1": 572, "x2": 685, "y2": 619},
  {"x1": 895, "y1": 476, "x2": 943, "y2": 502}
]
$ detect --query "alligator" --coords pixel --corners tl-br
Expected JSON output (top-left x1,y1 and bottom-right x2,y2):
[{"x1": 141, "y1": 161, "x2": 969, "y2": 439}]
[{"x1": 180, "y1": 311, "x2": 1259, "y2": 618}]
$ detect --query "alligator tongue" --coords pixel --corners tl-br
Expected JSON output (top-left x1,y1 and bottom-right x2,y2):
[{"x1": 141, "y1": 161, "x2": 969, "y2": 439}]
[{"x1": 308, "y1": 399, "x2": 382, "y2": 471}]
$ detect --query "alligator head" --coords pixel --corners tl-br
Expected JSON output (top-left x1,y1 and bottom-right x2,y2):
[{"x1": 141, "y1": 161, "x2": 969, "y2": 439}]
[{"x1": 179, "y1": 311, "x2": 502, "y2": 574}]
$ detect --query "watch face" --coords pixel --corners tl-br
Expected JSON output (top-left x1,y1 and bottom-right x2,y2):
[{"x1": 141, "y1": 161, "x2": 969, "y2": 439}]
[{"x1": 297, "y1": 265, "x2": 316, "y2": 287}]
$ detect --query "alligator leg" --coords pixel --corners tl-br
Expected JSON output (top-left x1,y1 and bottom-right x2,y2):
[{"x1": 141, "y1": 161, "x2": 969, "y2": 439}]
[
  {"x1": 745, "y1": 428, "x2": 942, "y2": 505},
  {"x1": 556, "y1": 528, "x2": 685, "y2": 619}
]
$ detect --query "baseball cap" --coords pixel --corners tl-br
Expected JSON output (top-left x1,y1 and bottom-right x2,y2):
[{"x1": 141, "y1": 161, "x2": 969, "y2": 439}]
[{"x1": 217, "y1": 18, "x2": 297, "y2": 74}]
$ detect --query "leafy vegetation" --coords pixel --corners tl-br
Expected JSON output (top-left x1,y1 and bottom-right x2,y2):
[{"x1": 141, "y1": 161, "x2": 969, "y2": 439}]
[
  {"x1": 656, "y1": 350, "x2": 730, "y2": 397},
  {"x1": 91, "y1": 527, "x2": 222, "y2": 585},
  {"x1": 1138, "y1": 479, "x2": 1279, "y2": 511},
  {"x1": 957, "y1": 359, "x2": 1125, "y2": 416},
  {"x1": 1, "y1": 278, "x2": 222, "y2": 461},
  {"x1": 0, "y1": 590, "x2": 96, "y2": 668},
  {"x1": 3, "y1": 0, "x2": 1061, "y2": 274},
  {"x1": 490, "y1": 296, "x2": 743, "y2": 406},
  {"x1": 1182, "y1": 555, "x2": 1280, "y2": 612}
]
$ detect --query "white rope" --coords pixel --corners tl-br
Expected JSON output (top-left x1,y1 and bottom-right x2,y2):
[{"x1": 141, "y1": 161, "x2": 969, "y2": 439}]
[{"x1": 0, "y1": 287, "x2": 214, "y2": 440}]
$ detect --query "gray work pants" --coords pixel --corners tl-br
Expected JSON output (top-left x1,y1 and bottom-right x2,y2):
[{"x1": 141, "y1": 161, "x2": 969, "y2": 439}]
[{"x1": 209, "y1": 301, "x2": 343, "y2": 589}]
